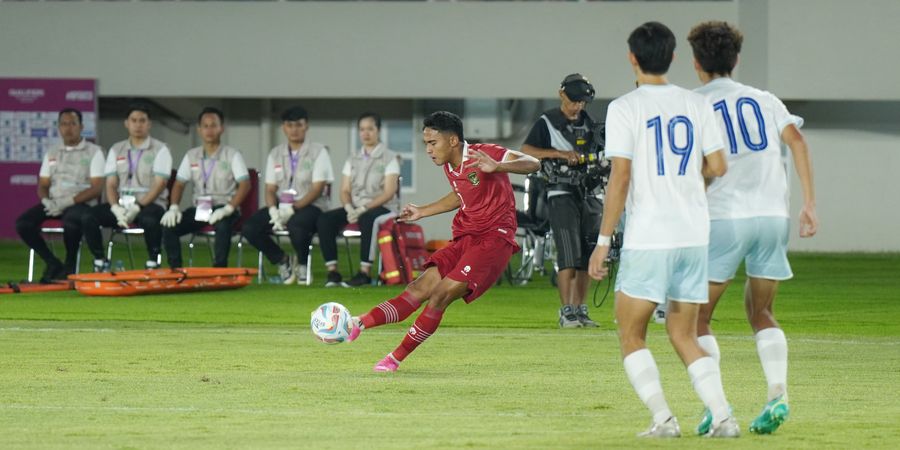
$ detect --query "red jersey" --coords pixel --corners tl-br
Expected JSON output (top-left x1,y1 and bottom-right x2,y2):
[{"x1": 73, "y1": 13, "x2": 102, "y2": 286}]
[{"x1": 443, "y1": 142, "x2": 518, "y2": 246}]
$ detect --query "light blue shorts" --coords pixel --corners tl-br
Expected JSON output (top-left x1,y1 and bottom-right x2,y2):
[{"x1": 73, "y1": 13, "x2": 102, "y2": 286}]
[
  {"x1": 615, "y1": 246, "x2": 708, "y2": 304},
  {"x1": 708, "y1": 217, "x2": 793, "y2": 282}
]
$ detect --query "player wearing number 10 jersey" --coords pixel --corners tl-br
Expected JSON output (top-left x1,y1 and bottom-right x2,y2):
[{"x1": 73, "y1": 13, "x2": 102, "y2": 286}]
[
  {"x1": 688, "y1": 21, "x2": 818, "y2": 435},
  {"x1": 588, "y1": 21, "x2": 739, "y2": 438}
]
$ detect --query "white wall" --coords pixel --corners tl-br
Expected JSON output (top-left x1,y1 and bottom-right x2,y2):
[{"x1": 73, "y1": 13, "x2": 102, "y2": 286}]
[
  {"x1": 0, "y1": 2, "x2": 735, "y2": 98},
  {"x1": 788, "y1": 127, "x2": 900, "y2": 252}
]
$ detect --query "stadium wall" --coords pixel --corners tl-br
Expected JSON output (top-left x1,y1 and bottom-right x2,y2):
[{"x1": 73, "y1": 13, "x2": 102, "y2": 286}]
[{"x1": 3, "y1": 1, "x2": 899, "y2": 251}]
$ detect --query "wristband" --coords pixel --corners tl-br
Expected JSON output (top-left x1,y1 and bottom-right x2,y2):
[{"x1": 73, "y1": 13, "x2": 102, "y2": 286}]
[{"x1": 596, "y1": 234, "x2": 611, "y2": 247}]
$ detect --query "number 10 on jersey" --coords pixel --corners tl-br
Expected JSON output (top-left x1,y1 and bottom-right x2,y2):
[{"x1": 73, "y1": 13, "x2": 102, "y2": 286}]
[{"x1": 647, "y1": 115, "x2": 694, "y2": 176}]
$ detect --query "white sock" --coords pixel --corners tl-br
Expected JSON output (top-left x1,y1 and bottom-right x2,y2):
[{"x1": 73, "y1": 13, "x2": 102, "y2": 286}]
[
  {"x1": 687, "y1": 356, "x2": 730, "y2": 423},
  {"x1": 623, "y1": 349, "x2": 673, "y2": 425},
  {"x1": 755, "y1": 327, "x2": 788, "y2": 401},
  {"x1": 698, "y1": 335, "x2": 721, "y2": 365}
]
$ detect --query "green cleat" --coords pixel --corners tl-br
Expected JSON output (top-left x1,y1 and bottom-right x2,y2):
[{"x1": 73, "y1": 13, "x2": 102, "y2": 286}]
[
  {"x1": 749, "y1": 395, "x2": 790, "y2": 434},
  {"x1": 696, "y1": 408, "x2": 712, "y2": 435}
]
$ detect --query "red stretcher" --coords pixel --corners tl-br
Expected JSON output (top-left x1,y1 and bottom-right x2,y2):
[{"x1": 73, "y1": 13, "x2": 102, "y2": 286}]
[
  {"x1": 0, "y1": 281, "x2": 73, "y2": 295},
  {"x1": 68, "y1": 267, "x2": 257, "y2": 297}
]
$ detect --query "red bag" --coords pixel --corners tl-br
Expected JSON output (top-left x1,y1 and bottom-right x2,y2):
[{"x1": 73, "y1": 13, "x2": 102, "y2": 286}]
[{"x1": 378, "y1": 219, "x2": 428, "y2": 285}]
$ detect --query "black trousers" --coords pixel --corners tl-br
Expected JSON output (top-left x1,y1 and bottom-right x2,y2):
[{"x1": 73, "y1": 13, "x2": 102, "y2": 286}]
[
  {"x1": 161, "y1": 205, "x2": 238, "y2": 268},
  {"x1": 548, "y1": 194, "x2": 603, "y2": 271},
  {"x1": 316, "y1": 206, "x2": 390, "y2": 267},
  {"x1": 242, "y1": 205, "x2": 321, "y2": 265},
  {"x1": 16, "y1": 202, "x2": 92, "y2": 273},
  {"x1": 81, "y1": 203, "x2": 166, "y2": 261}
]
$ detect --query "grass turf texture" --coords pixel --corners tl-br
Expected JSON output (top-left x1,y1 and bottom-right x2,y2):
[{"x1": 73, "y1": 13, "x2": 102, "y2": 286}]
[{"x1": 0, "y1": 241, "x2": 898, "y2": 449}]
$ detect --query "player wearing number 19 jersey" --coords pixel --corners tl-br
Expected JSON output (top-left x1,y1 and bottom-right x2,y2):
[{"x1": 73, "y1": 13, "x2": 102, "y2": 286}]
[
  {"x1": 344, "y1": 111, "x2": 539, "y2": 372},
  {"x1": 588, "y1": 22, "x2": 739, "y2": 439},
  {"x1": 688, "y1": 21, "x2": 818, "y2": 435}
]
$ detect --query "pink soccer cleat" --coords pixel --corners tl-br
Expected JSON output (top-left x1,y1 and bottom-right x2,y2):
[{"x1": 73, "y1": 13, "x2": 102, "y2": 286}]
[
  {"x1": 373, "y1": 354, "x2": 400, "y2": 372},
  {"x1": 346, "y1": 317, "x2": 363, "y2": 342}
]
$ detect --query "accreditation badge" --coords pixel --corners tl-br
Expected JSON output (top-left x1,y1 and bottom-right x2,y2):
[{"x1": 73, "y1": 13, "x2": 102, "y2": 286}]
[{"x1": 195, "y1": 195, "x2": 213, "y2": 222}]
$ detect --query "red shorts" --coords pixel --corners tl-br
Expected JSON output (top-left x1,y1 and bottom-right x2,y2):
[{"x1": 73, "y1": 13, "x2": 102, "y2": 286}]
[{"x1": 425, "y1": 233, "x2": 518, "y2": 303}]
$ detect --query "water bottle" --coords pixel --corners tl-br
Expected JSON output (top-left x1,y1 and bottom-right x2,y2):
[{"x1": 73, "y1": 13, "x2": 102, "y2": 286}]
[{"x1": 113, "y1": 260, "x2": 126, "y2": 273}]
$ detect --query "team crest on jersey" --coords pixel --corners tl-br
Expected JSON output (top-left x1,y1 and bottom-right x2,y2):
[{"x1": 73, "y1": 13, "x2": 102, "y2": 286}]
[{"x1": 467, "y1": 172, "x2": 480, "y2": 186}]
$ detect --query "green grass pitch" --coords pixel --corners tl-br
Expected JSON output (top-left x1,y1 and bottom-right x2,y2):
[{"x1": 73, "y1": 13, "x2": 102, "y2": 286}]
[{"x1": 0, "y1": 241, "x2": 898, "y2": 449}]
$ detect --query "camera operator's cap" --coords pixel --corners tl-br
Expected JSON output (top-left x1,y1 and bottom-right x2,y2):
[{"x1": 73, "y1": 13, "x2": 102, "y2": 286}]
[{"x1": 560, "y1": 73, "x2": 595, "y2": 103}]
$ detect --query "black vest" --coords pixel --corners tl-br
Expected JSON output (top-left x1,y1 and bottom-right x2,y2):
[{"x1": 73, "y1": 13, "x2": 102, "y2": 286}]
[{"x1": 540, "y1": 109, "x2": 608, "y2": 195}]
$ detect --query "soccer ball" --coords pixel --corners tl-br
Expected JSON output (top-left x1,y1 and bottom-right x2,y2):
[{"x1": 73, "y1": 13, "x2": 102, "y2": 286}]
[{"x1": 310, "y1": 302, "x2": 352, "y2": 344}]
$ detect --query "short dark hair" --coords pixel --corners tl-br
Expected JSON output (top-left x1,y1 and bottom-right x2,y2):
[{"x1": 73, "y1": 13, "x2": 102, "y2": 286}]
[
  {"x1": 197, "y1": 106, "x2": 225, "y2": 125},
  {"x1": 627, "y1": 21, "x2": 676, "y2": 75},
  {"x1": 423, "y1": 111, "x2": 464, "y2": 143},
  {"x1": 281, "y1": 106, "x2": 308, "y2": 123},
  {"x1": 357, "y1": 111, "x2": 382, "y2": 130},
  {"x1": 58, "y1": 108, "x2": 82, "y2": 125},
  {"x1": 126, "y1": 103, "x2": 152, "y2": 120},
  {"x1": 687, "y1": 21, "x2": 744, "y2": 76}
]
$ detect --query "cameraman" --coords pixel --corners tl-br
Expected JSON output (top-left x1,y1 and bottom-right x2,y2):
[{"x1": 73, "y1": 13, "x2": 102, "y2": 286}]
[{"x1": 521, "y1": 73, "x2": 605, "y2": 328}]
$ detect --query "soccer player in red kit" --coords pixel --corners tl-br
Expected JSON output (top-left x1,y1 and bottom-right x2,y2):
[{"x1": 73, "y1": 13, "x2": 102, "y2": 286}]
[{"x1": 347, "y1": 111, "x2": 540, "y2": 372}]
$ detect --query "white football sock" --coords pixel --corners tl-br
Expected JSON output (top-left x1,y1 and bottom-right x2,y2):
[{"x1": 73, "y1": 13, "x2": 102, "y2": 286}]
[
  {"x1": 698, "y1": 334, "x2": 721, "y2": 365},
  {"x1": 687, "y1": 356, "x2": 730, "y2": 423},
  {"x1": 755, "y1": 327, "x2": 788, "y2": 401},
  {"x1": 623, "y1": 349, "x2": 673, "y2": 425}
]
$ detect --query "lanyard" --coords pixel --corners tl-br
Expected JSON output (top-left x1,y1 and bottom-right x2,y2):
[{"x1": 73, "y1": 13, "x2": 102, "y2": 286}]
[
  {"x1": 126, "y1": 148, "x2": 144, "y2": 186},
  {"x1": 201, "y1": 157, "x2": 217, "y2": 192},
  {"x1": 288, "y1": 149, "x2": 300, "y2": 186}
]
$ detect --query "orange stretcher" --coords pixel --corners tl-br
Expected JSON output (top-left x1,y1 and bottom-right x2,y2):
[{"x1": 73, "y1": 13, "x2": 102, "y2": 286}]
[
  {"x1": 0, "y1": 281, "x2": 73, "y2": 295},
  {"x1": 68, "y1": 267, "x2": 257, "y2": 297}
]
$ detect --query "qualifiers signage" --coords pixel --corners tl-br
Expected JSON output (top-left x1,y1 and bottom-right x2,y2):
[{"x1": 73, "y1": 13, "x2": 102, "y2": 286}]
[{"x1": 0, "y1": 78, "x2": 97, "y2": 238}]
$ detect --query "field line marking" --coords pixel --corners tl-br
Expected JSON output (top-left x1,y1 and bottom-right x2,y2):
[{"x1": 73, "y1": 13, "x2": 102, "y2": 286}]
[{"x1": 0, "y1": 326, "x2": 896, "y2": 346}]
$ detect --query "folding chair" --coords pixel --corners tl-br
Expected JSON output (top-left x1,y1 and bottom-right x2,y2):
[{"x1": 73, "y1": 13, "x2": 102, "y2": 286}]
[
  {"x1": 187, "y1": 169, "x2": 258, "y2": 268},
  {"x1": 26, "y1": 219, "x2": 82, "y2": 282}
]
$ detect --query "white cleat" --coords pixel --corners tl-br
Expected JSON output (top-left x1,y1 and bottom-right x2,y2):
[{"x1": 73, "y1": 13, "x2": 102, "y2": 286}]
[{"x1": 638, "y1": 417, "x2": 681, "y2": 438}]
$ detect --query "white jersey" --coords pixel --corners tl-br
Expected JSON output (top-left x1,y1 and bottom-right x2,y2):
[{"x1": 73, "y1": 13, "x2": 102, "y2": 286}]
[
  {"x1": 605, "y1": 84, "x2": 724, "y2": 250},
  {"x1": 695, "y1": 78, "x2": 803, "y2": 220}
]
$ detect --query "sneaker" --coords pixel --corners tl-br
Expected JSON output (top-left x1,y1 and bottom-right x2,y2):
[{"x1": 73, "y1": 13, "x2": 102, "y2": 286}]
[
  {"x1": 145, "y1": 260, "x2": 160, "y2": 270},
  {"x1": 749, "y1": 395, "x2": 789, "y2": 434},
  {"x1": 346, "y1": 317, "x2": 363, "y2": 342},
  {"x1": 373, "y1": 353, "x2": 400, "y2": 372},
  {"x1": 325, "y1": 271, "x2": 347, "y2": 288},
  {"x1": 93, "y1": 258, "x2": 110, "y2": 273},
  {"x1": 559, "y1": 305, "x2": 582, "y2": 328},
  {"x1": 278, "y1": 259, "x2": 295, "y2": 285},
  {"x1": 346, "y1": 271, "x2": 372, "y2": 287},
  {"x1": 39, "y1": 260, "x2": 66, "y2": 284},
  {"x1": 294, "y1": 264, "x2": 308, "y2": 285},
  {"x1": 706, "y1": 416, "x2": 740, "y2": 438},
  {"x1": 638, "y1": 416, "x2": 681, "y2": 438},
  {"x1": 576, "y1": 304, "x2": 599, "y2": 327}
]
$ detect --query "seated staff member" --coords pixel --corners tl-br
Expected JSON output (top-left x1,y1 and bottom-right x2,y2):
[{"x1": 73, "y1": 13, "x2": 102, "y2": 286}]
[
  {"x1": 82, "y1": 104, "x2": 172, "y2": 271},
  {"x1": 242, "y1": 106, "x2": 333, "y2": 284},
  {"x1": 161, "y1": 107, "x2": 250, "y2": 268},
  {"x1": 317, "y1": 112, "x2": 400, "y2": 287}
]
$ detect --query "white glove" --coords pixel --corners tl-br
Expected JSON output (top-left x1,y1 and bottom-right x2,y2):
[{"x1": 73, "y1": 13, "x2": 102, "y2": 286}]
[
  {"x1": 208, "y1": 204, "x2": 235, "y2": 225},
  {"x1": 111, "y1": 204, "x2": 129, "y2": 228},
  {"x1": 278, "y1": 205, "x2": 295, "y2": 224},
  {"x1": 41, "y1": 198, "x2": 61, "y2": 216},
  {"x1": 349, "y1": 205, "x2": 368, "y2": 224},
  {"x1": 268, "y1": 206, "x2": 286, "y2": 231},
  {"x1": 124, "y1": 203, "x2": 141, "y2": 225},
  {"x1": 343, "y1": 203, "x2": 356, "y2": 216},
  {"x1": 160, "y1": 204, "x2": 182, "y2": 228}
]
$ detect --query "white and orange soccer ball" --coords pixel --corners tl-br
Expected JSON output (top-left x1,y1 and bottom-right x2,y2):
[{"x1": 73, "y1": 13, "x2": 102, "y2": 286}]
[{"x1": 310, "y1": 302, "x2": 352, "y2": 344}]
